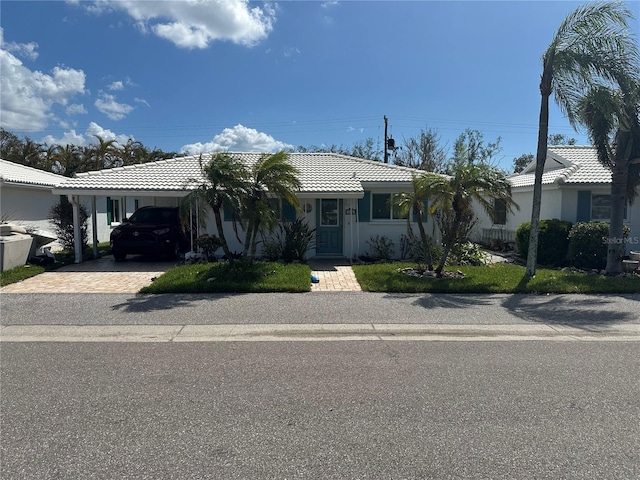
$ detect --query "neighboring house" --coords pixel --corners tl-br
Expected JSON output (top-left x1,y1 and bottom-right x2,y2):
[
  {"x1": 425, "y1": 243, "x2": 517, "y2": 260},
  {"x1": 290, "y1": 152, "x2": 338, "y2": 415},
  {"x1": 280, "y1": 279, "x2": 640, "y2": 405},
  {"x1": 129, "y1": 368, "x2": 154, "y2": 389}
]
[
  {"x1": 53, "y1": 152, "x2": 438, "y2": 262},
  {"x1": 473, "y1": 145, "x2": 640, "y2": 252},
  {"x1": 0, "y1": 159, "x2": 66, "y2": 233}
]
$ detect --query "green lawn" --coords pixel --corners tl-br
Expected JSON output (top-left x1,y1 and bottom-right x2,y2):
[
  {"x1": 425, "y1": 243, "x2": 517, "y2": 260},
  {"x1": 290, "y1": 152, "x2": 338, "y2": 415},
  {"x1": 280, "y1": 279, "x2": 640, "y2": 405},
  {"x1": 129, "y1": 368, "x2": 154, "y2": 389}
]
[
  {"x1": 140, "y1": 261, "x2": 312, "y2": 294},
  {"x1": 352, "y1": 262, "x2": 640, "y2": 294}
]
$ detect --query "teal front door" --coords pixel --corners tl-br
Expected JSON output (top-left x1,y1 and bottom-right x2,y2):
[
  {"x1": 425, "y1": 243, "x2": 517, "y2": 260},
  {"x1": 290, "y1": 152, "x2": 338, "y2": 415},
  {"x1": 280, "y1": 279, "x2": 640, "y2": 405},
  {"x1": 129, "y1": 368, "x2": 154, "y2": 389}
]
[{"x1": 316, "y1": 199, "x2": 343, "y2": 255}]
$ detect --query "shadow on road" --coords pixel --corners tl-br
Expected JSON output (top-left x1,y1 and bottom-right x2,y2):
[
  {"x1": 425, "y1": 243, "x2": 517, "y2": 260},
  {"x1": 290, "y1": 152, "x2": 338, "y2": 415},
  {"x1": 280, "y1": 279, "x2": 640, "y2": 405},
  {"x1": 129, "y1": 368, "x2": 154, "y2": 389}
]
[
  {"x1": 502, "y1": 294, "x2": 638, "y2": 329},
  {"x1": 383, "y1": 293, "x2": 497, "y2": 310},
  {"x1": 110, "y1": 293, "x2": 233, "y2": 313}
]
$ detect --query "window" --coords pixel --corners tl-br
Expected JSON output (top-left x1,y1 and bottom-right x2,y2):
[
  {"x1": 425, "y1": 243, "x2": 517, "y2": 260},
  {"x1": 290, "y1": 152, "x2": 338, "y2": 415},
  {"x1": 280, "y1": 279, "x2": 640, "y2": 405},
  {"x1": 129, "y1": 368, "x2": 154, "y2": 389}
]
[
  {"x1": 492, "y1": 199, "x2": 507, "y2": 225},
  {"x1": 320, "y1": 199, "x2": 338, "y2": 226},
  {"x1": 269, "y1": 198, "x2": 282, "y2": 220},
  {"x1": 371, "y1": 193, "x2": 408, "y2": 220},
  {"x1": 591, "y1": 194, "x2": 627, "y2": 220},
  {"x1": 107, "y1": 196, "x2": 125, "y2": 225}
]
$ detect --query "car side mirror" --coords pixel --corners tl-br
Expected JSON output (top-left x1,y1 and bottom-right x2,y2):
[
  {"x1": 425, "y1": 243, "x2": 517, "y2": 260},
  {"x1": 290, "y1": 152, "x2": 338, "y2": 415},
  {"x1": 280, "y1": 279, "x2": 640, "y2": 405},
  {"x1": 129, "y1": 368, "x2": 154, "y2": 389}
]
[{"x1": 122, "y1": 217, "x2": 129, "y2": 223}]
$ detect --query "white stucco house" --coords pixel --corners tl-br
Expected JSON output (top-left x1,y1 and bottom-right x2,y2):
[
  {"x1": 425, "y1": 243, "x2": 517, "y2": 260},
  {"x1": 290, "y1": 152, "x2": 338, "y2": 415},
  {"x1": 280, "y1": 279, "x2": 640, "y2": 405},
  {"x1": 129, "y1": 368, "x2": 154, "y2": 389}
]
[
  {"x1": 52, "y1": 152, "x2": 439, "y2": 263},
  {"x1": 0, "y1": 159, "x2": 66, "y2": 233},
  {"x1": 473, "y1": 145, "x2": 640, "y2": 253}
]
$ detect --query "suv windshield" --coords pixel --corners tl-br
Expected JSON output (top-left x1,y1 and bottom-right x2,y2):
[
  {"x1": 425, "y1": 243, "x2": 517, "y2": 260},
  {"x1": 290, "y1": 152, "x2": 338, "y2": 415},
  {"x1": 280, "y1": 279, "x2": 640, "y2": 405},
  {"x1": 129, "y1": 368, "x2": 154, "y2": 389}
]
[{"x1": 128, "y1": 208, "x2": 176, "y2": 224}]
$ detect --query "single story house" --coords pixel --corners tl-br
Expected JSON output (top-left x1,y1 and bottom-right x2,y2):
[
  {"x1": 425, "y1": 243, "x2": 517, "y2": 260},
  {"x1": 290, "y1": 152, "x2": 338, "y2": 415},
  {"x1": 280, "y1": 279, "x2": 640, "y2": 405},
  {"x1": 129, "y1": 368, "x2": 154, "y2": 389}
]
[
  {"x1": 52, "y1": 152, "x2": 439, "y2": 263},
  {"x1": 473, "y1": 145, "x2": 640, "y2": 252},
  {"x1": 0, "y1": 159, "x2": 66, "y2": 234}
]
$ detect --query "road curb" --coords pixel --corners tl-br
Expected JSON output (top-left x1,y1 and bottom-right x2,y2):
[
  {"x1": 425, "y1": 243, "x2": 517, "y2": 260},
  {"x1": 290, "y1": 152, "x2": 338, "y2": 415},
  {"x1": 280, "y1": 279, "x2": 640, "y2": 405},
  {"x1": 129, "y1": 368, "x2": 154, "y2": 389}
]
[{"x1": 2, "y1": 323, "x2": 639, "y2": 342}]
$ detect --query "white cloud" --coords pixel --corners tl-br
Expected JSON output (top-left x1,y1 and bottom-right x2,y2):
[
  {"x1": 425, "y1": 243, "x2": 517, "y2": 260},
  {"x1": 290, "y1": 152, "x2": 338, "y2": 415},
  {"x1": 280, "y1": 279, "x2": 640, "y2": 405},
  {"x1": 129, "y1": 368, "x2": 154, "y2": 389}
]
[
  {"x1": 94, "y1": 91, "x2": 134, "y2": 120},
  {"x1": 42, "y1": 129, "x2": 86, "y2": 147},
  {"x1": 283, "y1": 46, "x2": 300, "y2": 58},
  {"x1": 66, "y1": 103, "x2": 88, "y2": 115},
  {"x1": 134, "y1": 97, "x2": 150, "y2": 108},
  {"x1": 181, "y1": 124, "x2": 292, "y2": 155},
  {"x1": 42, "y1": 122, "x2": 134, "y2": 147},
  {"x1": 108, "y1": 81, "x2": 124, "y2": 91},
  {"x1": 3, "y1": 38, "x2": 39, "y2": 61},
  {"x1": 85, "y1": 122, "x2": 134, "y2": 145},
  {"x1": 84, "y1": 0, "x2": 275, "y2": 49},
  {"x1": 0, "y1": 29, "x2": 86, "y2": 131}
]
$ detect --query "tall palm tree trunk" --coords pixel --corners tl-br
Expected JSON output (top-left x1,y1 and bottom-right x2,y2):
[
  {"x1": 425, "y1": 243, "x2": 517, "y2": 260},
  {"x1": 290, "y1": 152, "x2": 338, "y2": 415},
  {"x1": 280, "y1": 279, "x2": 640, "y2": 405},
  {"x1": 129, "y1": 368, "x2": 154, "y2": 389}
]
[
  {"x1": 416, "y1": 216, "x2": 434, "y2": 270},
  {"x1": 526, "y1": 69, "x2": 552, "y2": 276},
  {"x1": 213, "y1": 207, "x2": 234, "y2": 263},
  {"x1": 606, "y1": 129, "x2": 631, "y2": 274}
]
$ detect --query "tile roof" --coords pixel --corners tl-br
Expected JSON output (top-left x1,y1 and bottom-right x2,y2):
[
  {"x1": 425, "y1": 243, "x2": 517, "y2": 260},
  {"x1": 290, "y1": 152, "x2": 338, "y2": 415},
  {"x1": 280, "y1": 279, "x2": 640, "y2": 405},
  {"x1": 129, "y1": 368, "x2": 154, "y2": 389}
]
[
  {"x1": 54, "y1": 152, "x2": 423, "y2": 195},
  {"x1": 509, "y1": 146, "x2": 612, "y2": 188},
  {"x1": 0, "y1": 159, "x2": 66, "y2": 188}
]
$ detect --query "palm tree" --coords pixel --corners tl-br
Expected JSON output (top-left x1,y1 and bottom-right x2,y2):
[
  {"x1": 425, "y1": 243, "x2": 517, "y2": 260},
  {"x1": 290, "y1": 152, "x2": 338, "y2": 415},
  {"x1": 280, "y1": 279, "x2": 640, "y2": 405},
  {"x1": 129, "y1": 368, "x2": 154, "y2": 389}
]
[
  {"x1": 240, "y1": 151, "x2": 301, "y2": 260},
  {"x1": 393, "y1": 173, "x2": 449, "y2": 270},
  {"x1": 526, "y1": 1, "x2": 638, "y2": 276},
  {"x1": 432, "y1": 162, "x2": 517, "y2": 277},
  {"x1": 183, "y1": 153, "x2": 249, "y2": 262},
  {"x1": 89, "y1": 135, "x2": 118, "y2": 170},
  {"x1": 49, "y1": 144, "x2": 83, "y2": 177},
  {"x1": 576, "y1": 76, "x2": 640, "y2": 274}
]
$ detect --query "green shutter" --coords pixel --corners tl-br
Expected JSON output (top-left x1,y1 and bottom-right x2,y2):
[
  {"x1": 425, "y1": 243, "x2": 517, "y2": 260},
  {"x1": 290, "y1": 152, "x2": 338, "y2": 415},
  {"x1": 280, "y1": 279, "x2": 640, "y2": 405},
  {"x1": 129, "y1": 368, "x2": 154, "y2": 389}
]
[
  {"x1": 358, "y1": 191, "x2": 371, "y2": 222},
  {"x1": 283, "y1": 200, "x2": 296, "y2": 222},
  {"x1": 576, "y1": 191, "x2": 591, "y2": 222},
  {"x1": 106, "y1": 196, "x2": 112, "y2": 224},
  {"x1": 223, "y1": 203, "x2": 233, "y2": 221}
]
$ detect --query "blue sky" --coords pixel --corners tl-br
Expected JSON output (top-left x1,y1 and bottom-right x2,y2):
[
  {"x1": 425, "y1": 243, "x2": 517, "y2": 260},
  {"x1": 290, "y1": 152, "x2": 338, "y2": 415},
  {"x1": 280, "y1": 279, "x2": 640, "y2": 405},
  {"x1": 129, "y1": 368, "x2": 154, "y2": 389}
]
[{"x1": 1, "y1": 0, "x2": 638, "y2": 171}]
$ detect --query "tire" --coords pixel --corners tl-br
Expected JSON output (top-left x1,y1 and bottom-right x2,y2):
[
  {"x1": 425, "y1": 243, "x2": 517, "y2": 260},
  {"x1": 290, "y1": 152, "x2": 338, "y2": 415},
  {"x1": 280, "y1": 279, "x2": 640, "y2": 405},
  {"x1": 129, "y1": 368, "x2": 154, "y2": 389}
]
[
  {"x1": 113, "y1": 251, "x2": 126, "y2": 261},
  {"x1": 171, "y1": 241, "x2": 180, "y2": 259}
]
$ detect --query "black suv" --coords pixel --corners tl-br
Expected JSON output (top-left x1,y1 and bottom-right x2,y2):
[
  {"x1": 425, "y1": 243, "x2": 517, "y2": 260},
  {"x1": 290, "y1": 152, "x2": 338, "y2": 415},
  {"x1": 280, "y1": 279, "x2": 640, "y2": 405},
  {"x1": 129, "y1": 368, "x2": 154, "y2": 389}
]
[{"x1": 110, "y1": 206, "x2": 186, "y2": 261}]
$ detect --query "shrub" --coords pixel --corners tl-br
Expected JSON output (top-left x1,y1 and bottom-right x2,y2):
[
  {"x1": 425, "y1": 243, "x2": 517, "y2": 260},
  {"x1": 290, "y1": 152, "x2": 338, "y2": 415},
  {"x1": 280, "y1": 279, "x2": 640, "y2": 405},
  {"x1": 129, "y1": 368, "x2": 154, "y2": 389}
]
[
  {"x1": 196, "y1": 234, "x2": 222, "y2": 260},
  {"x1": 49, "y1": 200, "x2": 89, "y2": 253},
  {"x1": 515, "y1": 219, "x2": 572, "y2": 266},
  {"x1": 366, "y1": 235, "x2": 395, "y2": 261},
  {"x1": 261, "y1": 238, "x2": 282, "y2": 262},
  {"x1": 264, "y1": 219, "x2": 315, "y2": 263},
  {"x1": 568, "y1": 222, "x2": 630, "y2": 270},
  {"x1": 447, "y1": 241, "x2": 488, "y2": 266},
  {"x1": 280, "y1": 219, "x2": 316, "y2": 263}
]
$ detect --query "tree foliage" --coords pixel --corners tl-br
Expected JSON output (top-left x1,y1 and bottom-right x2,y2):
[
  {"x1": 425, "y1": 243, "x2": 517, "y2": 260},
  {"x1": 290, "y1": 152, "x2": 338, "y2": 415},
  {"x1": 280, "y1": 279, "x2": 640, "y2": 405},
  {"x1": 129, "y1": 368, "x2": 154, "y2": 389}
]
[
  {"x1": 393, "y1": 128, "x2": 448, "y2": 172},
  {"x1": 526, "y1": 1, "x2": 639, "y2": 276},
  {"x1": 0, "y1": 128, "x2": 179, "y2": 177}
]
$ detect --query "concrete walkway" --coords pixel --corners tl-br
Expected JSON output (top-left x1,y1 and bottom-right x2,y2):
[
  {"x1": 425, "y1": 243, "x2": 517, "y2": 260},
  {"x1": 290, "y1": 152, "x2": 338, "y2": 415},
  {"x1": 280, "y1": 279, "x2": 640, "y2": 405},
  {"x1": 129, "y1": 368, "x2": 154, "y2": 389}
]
[
  {"x1": 1, "y1": 257, "x2": 363, "y2": 293},
  {"x1": 309, "y1": 259, "x2": 362, "y2": 292}
]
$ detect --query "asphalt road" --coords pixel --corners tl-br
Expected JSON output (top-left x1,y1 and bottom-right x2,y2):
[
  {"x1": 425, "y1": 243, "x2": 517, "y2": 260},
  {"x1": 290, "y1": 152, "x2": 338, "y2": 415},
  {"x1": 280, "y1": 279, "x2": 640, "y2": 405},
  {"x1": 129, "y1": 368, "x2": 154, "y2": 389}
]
[
  {"x1": 2, "y1": 293, "x2": 639, "y2": 479},
  {"x1": 2, "y1": 341, "x2": 639, "y2": 479},
  {"x1": 1, "y1": 292, "x2": 639, "y2": 326}
]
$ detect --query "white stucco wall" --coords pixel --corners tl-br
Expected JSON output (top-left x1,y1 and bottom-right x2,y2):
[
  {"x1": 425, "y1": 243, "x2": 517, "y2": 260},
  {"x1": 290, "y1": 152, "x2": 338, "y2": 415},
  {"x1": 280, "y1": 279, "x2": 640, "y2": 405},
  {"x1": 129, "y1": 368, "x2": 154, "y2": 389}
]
[
  {"x1": 195, "y1": 193, "x2": 437, "y2": 260},
  {"x1": 0, "y1": 184, "x2": 60, "y2": 233}
]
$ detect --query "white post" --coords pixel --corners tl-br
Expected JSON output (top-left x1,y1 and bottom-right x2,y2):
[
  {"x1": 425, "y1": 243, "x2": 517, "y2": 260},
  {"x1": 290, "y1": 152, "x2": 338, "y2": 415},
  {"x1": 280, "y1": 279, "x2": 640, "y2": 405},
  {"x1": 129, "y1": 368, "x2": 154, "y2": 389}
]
[
  {"x1": 91, "y1": 196, "x2": 98, "y2": 258},
  {"x1": 68, "y1": 195, "x2": 82, "y2": 264}
]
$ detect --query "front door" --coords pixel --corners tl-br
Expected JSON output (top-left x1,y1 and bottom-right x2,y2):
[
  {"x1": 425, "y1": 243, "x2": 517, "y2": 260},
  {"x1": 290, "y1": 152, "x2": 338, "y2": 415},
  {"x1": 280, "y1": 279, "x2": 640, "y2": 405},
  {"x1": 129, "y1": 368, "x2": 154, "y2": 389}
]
[{"x1": 316, "y1": 199, "x2": 343, "y2": 255}]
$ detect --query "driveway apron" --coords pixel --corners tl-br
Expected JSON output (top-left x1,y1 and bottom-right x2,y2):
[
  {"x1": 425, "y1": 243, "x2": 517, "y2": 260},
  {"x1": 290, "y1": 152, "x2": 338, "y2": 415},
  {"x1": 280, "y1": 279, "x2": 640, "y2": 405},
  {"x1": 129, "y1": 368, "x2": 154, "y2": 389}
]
[
  {"x1": 0, "y1": 256, "x2": 175, "y2": 293},
  {"x1": 2, "y1": 257, "x2": 363, "y2": 293}
]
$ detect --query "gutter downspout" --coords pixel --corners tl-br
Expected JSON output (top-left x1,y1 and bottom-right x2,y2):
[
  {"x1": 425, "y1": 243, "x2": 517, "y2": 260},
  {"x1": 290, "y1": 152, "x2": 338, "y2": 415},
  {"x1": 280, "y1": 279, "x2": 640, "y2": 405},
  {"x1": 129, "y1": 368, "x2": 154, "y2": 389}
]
[{"x1": 68, "y1": 194, "x2": 82, "y2": 264}]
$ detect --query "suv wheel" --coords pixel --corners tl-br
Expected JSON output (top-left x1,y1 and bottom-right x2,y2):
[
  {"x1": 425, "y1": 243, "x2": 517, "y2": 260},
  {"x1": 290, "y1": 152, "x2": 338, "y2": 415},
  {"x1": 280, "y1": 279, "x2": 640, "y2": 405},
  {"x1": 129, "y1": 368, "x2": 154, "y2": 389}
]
[
  {"x1": 114, "y1": 251, "x2": 126, "y2": 261},
  {"x1": 171, "y1": 241, "x2": 180, "y2": 259}
]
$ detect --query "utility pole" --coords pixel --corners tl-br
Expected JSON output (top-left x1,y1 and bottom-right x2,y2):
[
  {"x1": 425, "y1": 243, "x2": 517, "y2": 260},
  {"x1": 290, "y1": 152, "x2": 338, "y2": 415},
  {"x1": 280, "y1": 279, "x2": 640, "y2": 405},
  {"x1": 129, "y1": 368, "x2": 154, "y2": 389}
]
[{"x1": 383, "y1": 115, "x2": 389, "y2": 163}]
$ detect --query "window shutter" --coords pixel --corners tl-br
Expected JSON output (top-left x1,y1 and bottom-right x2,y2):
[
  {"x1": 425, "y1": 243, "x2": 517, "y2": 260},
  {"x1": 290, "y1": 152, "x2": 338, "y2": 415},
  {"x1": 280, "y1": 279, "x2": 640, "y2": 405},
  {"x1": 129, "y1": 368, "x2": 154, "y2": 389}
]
[
  {"x1": 358, "y1": 191, "x2": 370, "y2": 222},
  {"x1": 106, "y1": 196, "x2": 112, "y2": 224},
  {"x1": 576, "y1": 191, "x2": 591, "y2": 222},
  {"x1": 223, "y1": 203, "x2": 233, "y2": 221},
  {"x1": 283, "y1": 200, "x2": 296, "y2": 222}
]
